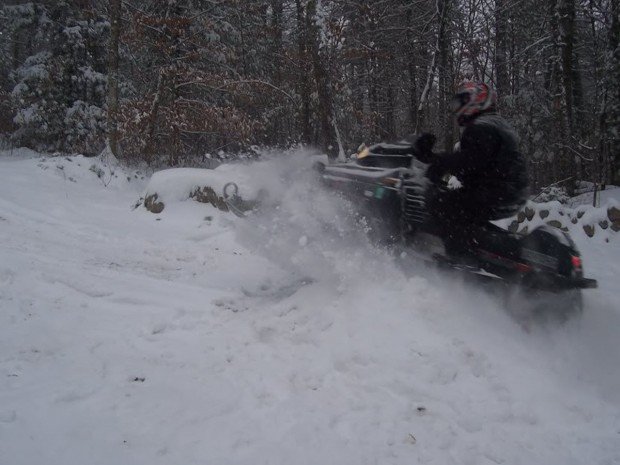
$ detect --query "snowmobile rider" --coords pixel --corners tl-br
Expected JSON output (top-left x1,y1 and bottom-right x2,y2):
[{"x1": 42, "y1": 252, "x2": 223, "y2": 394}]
[{"x1": 416, "y1": 81, "x2": 528, "y2": 256}]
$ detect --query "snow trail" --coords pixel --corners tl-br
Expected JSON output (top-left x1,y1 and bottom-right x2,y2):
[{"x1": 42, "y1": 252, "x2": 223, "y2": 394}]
[{"x1": 0, "y1": 150, "x2": 619, "y2": 465}]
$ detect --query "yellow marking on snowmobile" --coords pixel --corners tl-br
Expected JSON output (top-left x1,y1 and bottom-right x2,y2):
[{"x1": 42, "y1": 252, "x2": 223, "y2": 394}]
[
  {"x1": 382, "y1": 177, "x2": 400, "y2": 187},
  {"x1": 357, "y1": 147, "x2": 370, "y2": 159}
]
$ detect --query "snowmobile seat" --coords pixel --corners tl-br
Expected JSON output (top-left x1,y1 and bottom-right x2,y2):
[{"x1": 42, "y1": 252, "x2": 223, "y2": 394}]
[{"x1": 471, "y1": 223, "x2": 522, "y2": 259}]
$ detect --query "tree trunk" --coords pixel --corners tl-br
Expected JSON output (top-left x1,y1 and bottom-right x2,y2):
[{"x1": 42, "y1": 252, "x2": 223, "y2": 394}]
[
  {"x1": 295, "y1": 0, "x2": 311, "y2": 144},
  {"x1": 386, "y1": 82, "x2": 395, "y2": 139},
  {"x1": 307, "y1": 0, "x2": 337, "y2": 159},
  {"x1": 417, "y1": 0, "x2": 449, "y2": 133},
  {"x1": 495, "y1": 0, "x2": 510, "y2": 97},
  {"x1": 558, "y1": 0, "x2": 576, "y2": 131},
  {"x1": 406, "y1": 7, "x2": 419, "y2": 128},
  {"x1": 268, "y1": 0, "x2": 284, "y2": 144},
  {"x1": 143, "y1": 70, "x2": 165, "y2": 164},
  {"x1": 271, "y1": 0, "x2": 284, "y2": 81},
  {"x1": 106, "y1": 0, "x2": 121, "y2": 157},
  {"x1": 608, "y1": 0, "x2": 620, "y2": 185},
  {"x1": 438, "y1": 0, "x2": 454, "y2": 151}
]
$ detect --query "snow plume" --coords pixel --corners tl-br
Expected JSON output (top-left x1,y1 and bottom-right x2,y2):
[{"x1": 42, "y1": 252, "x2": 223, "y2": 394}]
[{"x1": 233, "y1": 149, "x2": 400, "y2": 288}]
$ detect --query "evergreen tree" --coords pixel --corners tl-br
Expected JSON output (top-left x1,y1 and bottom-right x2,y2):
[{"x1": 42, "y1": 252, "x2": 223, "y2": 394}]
[{"x1": 9, "y1": 1, "x2": 108, "y2": 154}]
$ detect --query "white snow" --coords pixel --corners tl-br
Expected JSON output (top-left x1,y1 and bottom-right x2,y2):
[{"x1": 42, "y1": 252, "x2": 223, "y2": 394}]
[
  {"x1": 495, "y1": 197, "x2": 620, "y2": 243},
  {"x1": 144, "y1": 165, "x2": 261, "y2": 204},
  {"x1": 570, "y1": 186, "x2": 620, "y2": 208},
  {"x1": 1, "y1": 148, "x2": 619, "y2": 465}
]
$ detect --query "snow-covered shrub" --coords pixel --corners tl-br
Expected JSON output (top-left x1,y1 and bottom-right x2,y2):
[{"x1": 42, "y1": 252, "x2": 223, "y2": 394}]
[
  {"x1": 575, "y1": 180, "x2": 596, "y2": 195},
  {"x1": 64, "y1": 101, "x2": 107, "y2": 154},
  {"x1": 533, "y1": 186, "x2": 570, "y2": 204}
]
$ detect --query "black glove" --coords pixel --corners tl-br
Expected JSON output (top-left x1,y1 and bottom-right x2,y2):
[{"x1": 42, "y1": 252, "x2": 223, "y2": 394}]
[{"x1": 415, "y1": 132, "x2": 436, "y2": 155}]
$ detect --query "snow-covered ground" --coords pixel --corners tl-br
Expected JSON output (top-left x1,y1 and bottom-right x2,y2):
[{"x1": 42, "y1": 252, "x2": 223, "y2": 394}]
[{"x1": 1, "y1": 149, "x2": 619, "y2": 465}]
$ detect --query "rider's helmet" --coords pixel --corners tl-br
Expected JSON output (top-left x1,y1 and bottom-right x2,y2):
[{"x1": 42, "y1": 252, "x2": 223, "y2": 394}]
[{"x1": 451, "y1": 81, "x2": 497, "y2": 126}]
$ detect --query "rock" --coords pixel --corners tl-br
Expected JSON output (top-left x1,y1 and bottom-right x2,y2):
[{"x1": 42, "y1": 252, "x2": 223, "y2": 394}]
[
  {"x1": 577, "y1": 210, "x2": 585, "y2": 219},
  {"x1": 519, "y1": 225, "x2": 529, "y2": 235},
  {"x1": 191, "y1": 186, "x2": 229, "y2": 212},
  {"x1": 508, "y1": 221, "x2": 519, "y2": 233},
  {"x1": 144, "y1": 194, "x2": 165, "y2": 214},
  {"x1": 583, "y1": 224, "x2": 595, "y2": 237},
  {"x1": 539, "y1": 209, "x2": 550, "y2": 219},
  {"x1": 608, "y1": 207, "x2": 620, "y2": 231},
  {"x1": 546, "y1": 220, "x2": 563, "y2": 229},
  {"x1": 599, "y1": 220, "x2": 609, "y2": 230},
  {"x1": 517, "y1": 211, "x2": 526, "y2": 223},
  {"x1": 525, "y1": 206, "x2": 535, "y2": 221},
  {"x1": 571, "y1": 217, "x2": 578, "y2": 224},
  {"x1": 190, "y1": 186, "x2": 261, "y2": 216}
]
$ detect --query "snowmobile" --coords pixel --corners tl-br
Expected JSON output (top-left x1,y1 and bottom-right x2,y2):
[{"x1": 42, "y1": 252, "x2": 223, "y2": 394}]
[{"x1": 314, "y1": 138, "x2": 597, "y2": 316}]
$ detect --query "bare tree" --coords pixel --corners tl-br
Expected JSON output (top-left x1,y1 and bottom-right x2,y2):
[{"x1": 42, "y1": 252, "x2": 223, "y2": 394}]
[
  {"x1": 307, "y1": 0, "x2": 338, "y2": 159},
  {"x1": 106, "y1": 0, "x2": 121, "y2": 157},
  {"x1": 494, "y1": 0, "x2": 510, "y2": 96}
]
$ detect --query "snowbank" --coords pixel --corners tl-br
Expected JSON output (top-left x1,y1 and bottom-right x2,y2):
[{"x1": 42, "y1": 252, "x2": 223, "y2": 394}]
[
  {"x1": 569, "y1": 185, "x2": 620, "y2": 208},
  {"x1": 0, "y1": 148, "x2": 147, "y2": 192},
  {"x1": 144, "y1": 166, "x2": 260, "y2": 204},
  {"x1": 142, "y1": 165, "x2": 268, "y2": 214},
  {"x1": 499, "y1": 198, "x2": 620, "y2": 242},
  {"x1": 141, "y1": 153, "x2": 329, "y2": 214},
  {"x1": 0, "y1": 147, "x2": 42, "y2": 160},
  {"x1": 1, "y1": 150, "x2": 619, "y2": 465}
]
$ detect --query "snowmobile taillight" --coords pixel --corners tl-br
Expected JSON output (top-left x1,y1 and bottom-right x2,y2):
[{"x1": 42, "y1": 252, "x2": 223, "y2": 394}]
[
  {"x1": 514, "y1": 262, "x2": 533, "y2": 273},
  {"x1": 571, "y1": 256, "x2": 582, "y2": 270}
]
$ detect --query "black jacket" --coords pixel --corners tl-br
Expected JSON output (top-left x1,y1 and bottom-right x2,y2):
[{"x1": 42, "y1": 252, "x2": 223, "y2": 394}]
[{"x1": 426, "y1": 113, "x2": 528, "y2": 217}]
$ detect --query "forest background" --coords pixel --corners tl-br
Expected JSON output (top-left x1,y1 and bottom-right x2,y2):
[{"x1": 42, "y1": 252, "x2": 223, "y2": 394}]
[{"x1": 1, "y1": 0, "x2": 619, "y2": 193}]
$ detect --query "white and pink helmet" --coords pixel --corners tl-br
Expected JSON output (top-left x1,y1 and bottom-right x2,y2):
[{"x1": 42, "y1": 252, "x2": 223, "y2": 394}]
[{"x1": 451, "y1": 81, "x2": 497, "y2": 125}]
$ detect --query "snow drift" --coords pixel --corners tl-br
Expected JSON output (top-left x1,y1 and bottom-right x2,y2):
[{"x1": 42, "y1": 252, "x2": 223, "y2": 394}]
[{"x1": 0, "y1": 148, "x2": 619, "y2": 465}]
